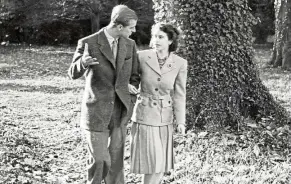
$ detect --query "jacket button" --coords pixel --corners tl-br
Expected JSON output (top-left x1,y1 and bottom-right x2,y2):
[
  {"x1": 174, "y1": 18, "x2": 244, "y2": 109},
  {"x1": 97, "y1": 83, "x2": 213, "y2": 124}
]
[
  {"x1": 155, "y1": 88, "x2": 158, "y2": 91},
  {"x1": 110, "y1": 101, "x2": 114, "y2": 104},
  {"x1": 168, "y1": 101, "x2": 171, "y2": 104},
  {"x1": 153, "y1": 102, "x2": 157, "y2": 105},
  {"x1": 138, "y1": 97, "x2": 141, "y2": 100},
  {"x1": 157, "y1": 78, "x2": 161, "y2": 81}
]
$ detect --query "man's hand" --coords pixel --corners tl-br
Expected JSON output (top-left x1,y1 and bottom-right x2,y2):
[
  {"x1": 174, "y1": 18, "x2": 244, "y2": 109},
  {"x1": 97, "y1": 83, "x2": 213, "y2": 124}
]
[
  {"x1": 177, "y1": 124, "x2": 186, "y2": 135},
  {"x1": 128, "y1": 84, "x2": 139, "y2": 95},
  {"x1": 82, "y1": 43, "x2": 99, "y2": 67}
]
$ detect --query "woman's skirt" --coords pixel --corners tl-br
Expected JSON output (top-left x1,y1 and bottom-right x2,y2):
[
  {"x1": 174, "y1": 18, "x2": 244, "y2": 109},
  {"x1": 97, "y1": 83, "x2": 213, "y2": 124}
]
[{"x1": 130, "y1": 122, "x2": 174, "y2": 174}]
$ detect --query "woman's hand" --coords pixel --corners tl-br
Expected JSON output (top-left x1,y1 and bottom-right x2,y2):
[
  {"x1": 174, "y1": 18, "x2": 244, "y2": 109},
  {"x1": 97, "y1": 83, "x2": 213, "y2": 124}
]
[
  {"x1": 128, "y1": 84, "x2": 139, "y2": 95},
  {"x1": 177, "y1": 124, "x2": 186, "y2": 135}
]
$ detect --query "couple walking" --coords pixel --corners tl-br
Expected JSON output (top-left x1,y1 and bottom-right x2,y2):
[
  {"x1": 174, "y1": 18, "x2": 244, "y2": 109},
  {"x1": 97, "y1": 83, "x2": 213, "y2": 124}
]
[{"x1": 68, "y1": 5, "x2": 187, "y2": 184}]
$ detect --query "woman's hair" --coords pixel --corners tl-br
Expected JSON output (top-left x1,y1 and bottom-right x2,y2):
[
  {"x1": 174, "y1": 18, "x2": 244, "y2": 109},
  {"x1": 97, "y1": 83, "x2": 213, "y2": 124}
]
[
  {"x1": 151, "y1": 23, "x2": 181, "y2": 52},
  {"x1": 111, "y1": 5, "x2": 138, "y2": 27}
]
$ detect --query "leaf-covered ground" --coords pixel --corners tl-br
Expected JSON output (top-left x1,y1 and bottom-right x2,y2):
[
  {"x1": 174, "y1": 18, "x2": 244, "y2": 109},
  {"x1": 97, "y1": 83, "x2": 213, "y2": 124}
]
[{"x1": 0, "y1": 45, "x2": 290, "y2": 184}]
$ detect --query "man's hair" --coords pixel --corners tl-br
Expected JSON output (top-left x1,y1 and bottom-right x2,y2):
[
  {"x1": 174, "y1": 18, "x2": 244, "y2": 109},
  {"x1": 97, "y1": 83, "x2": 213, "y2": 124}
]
[
  {"x1": 111, "y1": 5, "x2": 138, "y2": 27},
  {"x1": 150, "y1": 23, "x2": 181, "y2": 52}
]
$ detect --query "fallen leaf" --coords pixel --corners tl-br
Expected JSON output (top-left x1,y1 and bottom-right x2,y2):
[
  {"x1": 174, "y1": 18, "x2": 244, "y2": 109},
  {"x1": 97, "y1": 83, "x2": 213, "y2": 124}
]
[
  {"x1": 247, "y1": 123, "x2": 258, "y2": 128},
  {"x1": 198, "y1": 131, "x2": 208, "y2": 138},
  {"x1": 253, "y1": 144, "x2": 260, "y2": 157}
]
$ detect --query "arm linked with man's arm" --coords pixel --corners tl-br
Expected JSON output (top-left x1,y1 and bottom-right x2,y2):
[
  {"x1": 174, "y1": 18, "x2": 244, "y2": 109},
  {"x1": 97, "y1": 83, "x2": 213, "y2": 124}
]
[{"x1": 68, "y1": 40, "x2": 87, "y2": 80}]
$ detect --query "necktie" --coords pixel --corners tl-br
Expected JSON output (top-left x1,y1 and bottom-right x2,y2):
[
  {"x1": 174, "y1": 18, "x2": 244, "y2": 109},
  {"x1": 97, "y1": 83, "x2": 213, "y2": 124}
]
[{"x1": 112, "y1": 39, "x2": 118, "y2": 60}]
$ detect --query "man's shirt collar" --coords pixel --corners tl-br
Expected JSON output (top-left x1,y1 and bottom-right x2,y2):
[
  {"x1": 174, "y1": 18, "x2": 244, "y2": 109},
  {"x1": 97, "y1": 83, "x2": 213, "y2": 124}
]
[{"x1": 104, "y1": 28, "x2": 118, "y2": 44}]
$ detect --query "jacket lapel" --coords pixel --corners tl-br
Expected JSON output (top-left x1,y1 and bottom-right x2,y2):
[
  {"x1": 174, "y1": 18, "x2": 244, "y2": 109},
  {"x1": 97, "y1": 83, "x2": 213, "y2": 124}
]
[
  {"x1": 145, "y1": 50, "x2": 161, "y2": 76},
  {"x1": 161, "y1": 53, "x2": 176, "y2": 74},
  {"x1": 97, "y1": 29, "x2": 116, "y2": 69},
  {"x1": 116, "y1": 37, "x2": 127, "y2": 74}
]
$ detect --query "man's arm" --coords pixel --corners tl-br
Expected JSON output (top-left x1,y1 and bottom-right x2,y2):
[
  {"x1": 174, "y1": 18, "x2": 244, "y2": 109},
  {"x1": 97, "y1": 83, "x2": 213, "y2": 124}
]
[
  {"x1": 68, "y1": 39, "x2": 87, "y2": 80},
  {"x1": 68, "y1": 40, "x2": 99, "y2": 80},
  {"x1": 130, "y1": 42, "x2": 140, "y2": 89}
]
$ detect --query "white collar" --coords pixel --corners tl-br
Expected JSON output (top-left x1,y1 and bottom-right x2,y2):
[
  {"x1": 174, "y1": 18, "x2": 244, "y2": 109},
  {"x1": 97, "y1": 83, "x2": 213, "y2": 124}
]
[{"x1": 104, "y1": 28, "x2": 118, "y2": 44}]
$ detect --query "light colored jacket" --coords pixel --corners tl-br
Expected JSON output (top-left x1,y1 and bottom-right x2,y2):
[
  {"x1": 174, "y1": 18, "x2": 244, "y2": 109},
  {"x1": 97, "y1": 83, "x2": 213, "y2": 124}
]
[{"x1": 133, "y1": 49, "x2": 187, "y2": 126}]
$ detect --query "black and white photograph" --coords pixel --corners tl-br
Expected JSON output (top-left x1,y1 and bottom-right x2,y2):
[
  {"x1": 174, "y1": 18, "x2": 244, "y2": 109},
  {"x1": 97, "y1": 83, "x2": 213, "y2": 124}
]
[{"x1": 0, "y1": 0, "x2": 290, "y2": 183}]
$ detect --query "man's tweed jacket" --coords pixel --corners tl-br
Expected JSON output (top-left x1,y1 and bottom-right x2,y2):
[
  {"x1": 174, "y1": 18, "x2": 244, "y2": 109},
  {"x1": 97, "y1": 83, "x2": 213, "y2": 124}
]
[{"x1": 68, "y1": 28, "x2": 140, "y2": 131}]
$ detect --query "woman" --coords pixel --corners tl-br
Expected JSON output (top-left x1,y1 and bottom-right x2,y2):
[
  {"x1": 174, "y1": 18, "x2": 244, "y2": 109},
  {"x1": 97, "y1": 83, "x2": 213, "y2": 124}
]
[{"x1": 129, "y1": 23, "x2": 188, "y2": 184}]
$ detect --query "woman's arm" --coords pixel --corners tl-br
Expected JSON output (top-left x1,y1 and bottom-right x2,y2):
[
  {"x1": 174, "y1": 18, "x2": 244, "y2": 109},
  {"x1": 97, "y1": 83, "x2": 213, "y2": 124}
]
[{"x1": 173, "y1": 59, "x2": 188, "y2": 127}]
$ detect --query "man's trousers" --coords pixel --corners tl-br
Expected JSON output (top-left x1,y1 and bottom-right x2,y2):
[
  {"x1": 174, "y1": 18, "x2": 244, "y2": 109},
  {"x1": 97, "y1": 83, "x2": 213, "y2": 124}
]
[{"x1": 83, "y1": 97, "x2": 126, "y2": 184}]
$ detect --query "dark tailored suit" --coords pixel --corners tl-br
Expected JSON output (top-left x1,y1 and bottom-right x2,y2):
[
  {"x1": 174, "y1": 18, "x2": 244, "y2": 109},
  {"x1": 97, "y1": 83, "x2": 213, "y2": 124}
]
[{"x1": 68, "y1": 28, "x2": 140, "y2": 184}]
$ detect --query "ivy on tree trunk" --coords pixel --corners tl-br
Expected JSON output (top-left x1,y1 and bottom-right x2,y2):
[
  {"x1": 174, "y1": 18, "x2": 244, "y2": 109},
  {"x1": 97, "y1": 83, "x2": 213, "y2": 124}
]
[
  {"x1": 152, "y1": 0, "x2": 289, "y2": 129},
  {"x1": 269, "y1": 0, "x2": 291, "y2": 69}
]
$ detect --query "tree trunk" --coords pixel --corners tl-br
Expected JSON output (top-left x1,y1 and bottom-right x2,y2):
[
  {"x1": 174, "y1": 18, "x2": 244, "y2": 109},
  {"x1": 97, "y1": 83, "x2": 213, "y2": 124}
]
[
  {"x1": 89, "y1": 0, "x2": 122, "y2": 33},
  {"x1": 269, "y1": 0, "x2": 291, "y2": 69},
  {"x1": 153, "y1": 0, "x2": 289, "y2": 129},
  {"x1": 90, "y1": 1, "x2": 101, "y2": 33},
  {"x1": 91, "y1": 12, "x2": 100, "y2": 33}
]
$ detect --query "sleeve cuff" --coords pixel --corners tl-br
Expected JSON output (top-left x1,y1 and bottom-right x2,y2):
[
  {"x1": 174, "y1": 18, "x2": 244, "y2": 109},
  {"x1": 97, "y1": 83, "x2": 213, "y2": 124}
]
[{"x1": 81, "y1": 59, "x2": 88, "y2": 69}]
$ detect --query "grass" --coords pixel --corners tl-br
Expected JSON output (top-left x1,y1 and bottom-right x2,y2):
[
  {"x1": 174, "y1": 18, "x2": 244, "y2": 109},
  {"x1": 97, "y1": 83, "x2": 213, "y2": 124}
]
[
  {"x1": 0, "y1": 44, "x2": 290, "y2": 184},
  {"x1": 254, "y1": 47, "x2": 291, "y2": 114}
]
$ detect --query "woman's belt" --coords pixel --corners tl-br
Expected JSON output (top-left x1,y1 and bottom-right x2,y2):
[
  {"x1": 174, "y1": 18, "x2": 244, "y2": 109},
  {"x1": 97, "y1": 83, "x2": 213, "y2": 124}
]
[{"x1": 139, "y1": 92, "x2": 172, "y2": 100}]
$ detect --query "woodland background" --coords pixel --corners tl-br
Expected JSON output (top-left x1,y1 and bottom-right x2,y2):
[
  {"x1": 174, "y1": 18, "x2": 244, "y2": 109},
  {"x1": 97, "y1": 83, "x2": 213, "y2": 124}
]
[
  {"x1": 0, "y1": 0, "x2": 290, "y2": 184},
  {"x1": 0, "y1": 0, "x2": 275, "y2": 46}
]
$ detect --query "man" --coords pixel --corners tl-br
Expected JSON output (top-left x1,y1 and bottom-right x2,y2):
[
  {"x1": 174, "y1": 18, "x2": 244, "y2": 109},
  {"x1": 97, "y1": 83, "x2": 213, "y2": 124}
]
[{"x1": 68, "y1": 5, "x2": 140, "y2": 184}]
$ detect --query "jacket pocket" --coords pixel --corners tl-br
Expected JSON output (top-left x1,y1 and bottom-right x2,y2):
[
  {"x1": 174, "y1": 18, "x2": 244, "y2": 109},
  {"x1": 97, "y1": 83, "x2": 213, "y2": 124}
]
[
  {"x1": 161, "y1": 99, "x2": 174, "y2": 123},
  {"x1": 123, "y1": 58, "x2": 132, "y2": 71},
  {"x1": 125, "y1": 57, "x2": 132, "y2": 62},
  {"x1": 135, "y1": 97, "x2": 147, "y2": 121}
]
